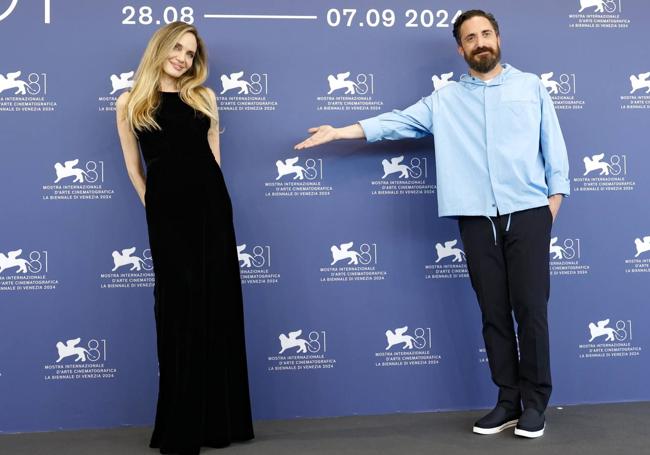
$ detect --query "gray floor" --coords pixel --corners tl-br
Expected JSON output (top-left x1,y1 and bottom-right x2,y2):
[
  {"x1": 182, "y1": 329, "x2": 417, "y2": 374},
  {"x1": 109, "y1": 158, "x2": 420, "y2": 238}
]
[{"x1": 1, "y1": 402, "x2": 648, "y2": 454}]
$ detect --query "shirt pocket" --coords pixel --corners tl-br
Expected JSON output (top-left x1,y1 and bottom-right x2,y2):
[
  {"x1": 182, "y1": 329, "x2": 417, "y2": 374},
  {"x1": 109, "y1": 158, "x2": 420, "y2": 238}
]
[{"x1": 497, "y1": 98, "x2": 540, "y2": 133}]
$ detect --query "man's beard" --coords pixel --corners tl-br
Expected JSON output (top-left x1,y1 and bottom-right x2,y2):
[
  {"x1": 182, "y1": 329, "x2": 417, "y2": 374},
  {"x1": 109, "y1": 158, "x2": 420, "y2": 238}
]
[{"x1": 464, "y1": 45, "x2": 501, "y2": 74}]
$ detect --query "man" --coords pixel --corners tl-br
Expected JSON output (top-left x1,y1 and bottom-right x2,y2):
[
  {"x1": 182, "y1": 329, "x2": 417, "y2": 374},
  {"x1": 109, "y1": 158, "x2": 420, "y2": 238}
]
[{"x1": 295, "y1": 10, "x2": 569, "y2": 438}]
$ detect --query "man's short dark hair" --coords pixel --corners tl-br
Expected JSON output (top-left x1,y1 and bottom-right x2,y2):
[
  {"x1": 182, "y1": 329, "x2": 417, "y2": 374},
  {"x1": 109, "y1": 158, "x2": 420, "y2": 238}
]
[{"x1": 452, "y1": 10, "x2": 500, "y2": 45}]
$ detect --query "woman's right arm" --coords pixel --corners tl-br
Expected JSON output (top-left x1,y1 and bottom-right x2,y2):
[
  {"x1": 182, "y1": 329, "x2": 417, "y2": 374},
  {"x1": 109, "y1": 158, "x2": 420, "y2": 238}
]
[{"x1": 115, "y1": 92, "x2": 146, "y2": 206}]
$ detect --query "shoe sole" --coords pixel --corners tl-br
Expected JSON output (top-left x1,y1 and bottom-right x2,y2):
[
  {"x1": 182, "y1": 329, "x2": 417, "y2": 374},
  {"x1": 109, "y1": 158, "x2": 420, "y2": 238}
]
[
  {"x1": 472, "y1": 419, "x2": 518, "y2": 435},
  {"x1": 514, "y1": 424, "x2": 545, "y2": 438}
]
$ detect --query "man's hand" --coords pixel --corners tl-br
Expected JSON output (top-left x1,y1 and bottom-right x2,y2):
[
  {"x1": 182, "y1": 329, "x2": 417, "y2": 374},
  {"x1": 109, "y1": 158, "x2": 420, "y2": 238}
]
[
  {"x1": 294, "y1": 125, "x2": 338, "y2": 150},
  {"x1": 548, "y1": 194, "x2": 563, "y2": 222},
  {"x1": 294, "y1": 123, "x2": 365, "y2": 150}
]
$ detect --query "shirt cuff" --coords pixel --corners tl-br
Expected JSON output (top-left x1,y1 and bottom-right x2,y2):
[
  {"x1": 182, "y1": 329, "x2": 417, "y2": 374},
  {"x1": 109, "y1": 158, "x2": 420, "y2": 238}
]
[
  {"x1": 548, "y1": 176, "x2": 570, "y2": 197},
  {"x1": 358, "y1": 117, "x2": 383, "y2": 143}
]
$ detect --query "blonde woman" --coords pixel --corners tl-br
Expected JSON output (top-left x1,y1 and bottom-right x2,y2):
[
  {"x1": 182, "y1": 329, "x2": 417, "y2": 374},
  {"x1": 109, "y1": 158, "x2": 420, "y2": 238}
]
[{"x1": 116, "y1": 22, "x2": 254, "y2": 454}]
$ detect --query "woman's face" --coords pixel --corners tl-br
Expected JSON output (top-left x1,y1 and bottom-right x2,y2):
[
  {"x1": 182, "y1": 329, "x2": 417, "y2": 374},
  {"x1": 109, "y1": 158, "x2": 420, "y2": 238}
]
[{"x1": 162, "y1": 32, "x2": 197, "y2": 79}]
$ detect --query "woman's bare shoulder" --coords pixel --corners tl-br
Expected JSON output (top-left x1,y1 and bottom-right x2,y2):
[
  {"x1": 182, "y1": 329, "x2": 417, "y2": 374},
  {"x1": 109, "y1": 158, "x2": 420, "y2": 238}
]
[{"x1": 116, "y1": 91, "x2": 131, "y2": 110}]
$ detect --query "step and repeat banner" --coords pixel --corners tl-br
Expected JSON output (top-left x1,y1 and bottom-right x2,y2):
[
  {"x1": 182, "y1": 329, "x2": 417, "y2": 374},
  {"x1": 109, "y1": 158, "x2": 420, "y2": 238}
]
[{"x1": 1, "y1": 0, "x2": 648, "y2": 433}]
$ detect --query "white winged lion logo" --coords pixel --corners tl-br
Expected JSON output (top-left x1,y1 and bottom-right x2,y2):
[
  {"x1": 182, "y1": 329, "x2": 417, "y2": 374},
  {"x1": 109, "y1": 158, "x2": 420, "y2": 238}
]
[
  {"x1": 549, "y1": 237, "x2": 569, "y2": 260},
  {"x1": 629, "y1": 72, "x2": 650, "y2": 94},
  {"x1": 109, "y1": 70, "x2": 134, "y2": 94},
  {"x1": 55, "y1": 338, "x2": 91, "y2": 362},
  {"x1": 275, "y1": 157, "x2": 306, "y2": 180},
  {"x1": 54, "y1": 159, "x2": 89, "y2": 183},
  {"x1": 588, "y1": 319, "x2": 618, "y2": 342},
  {"x1": 0, "y1": 70, "x2": 28, "y2": 95},
  {"x1": 0, "y1": 249, "x2": 30, "y2": 274},
  {"x1": 583, "y1": 153, "x2": 613, "y2": 176},
  {"x1": 327, "y1": 72, "x2": 359, "y2": 95},
  {"x1": 381, "y1": 156, "x2": 411, "y2": 179},
  {"x1": 330, "y1": 242, "x2": 361, "y2": 266},
  {"x1": 634, "y1": 236, "x2": 650, "y2": 258},
  {"x1": 278, "y1": 330, "x2": 314, "y2": 354},
  {"x1": 385, "y1": 327, "x2": 417, "y2": 350},
  {"x1": 111, "y1": 247, "x2": 146, "y2": 271},
  {"x1": 220, "y1": 71, "x2": 253, "y2": 95},
  {"x1": 435, "y1": 240, "x2": 465, "y2": 263},
  {"x1": 432, "y1": 72, "x2": 455, "y2": 91}
]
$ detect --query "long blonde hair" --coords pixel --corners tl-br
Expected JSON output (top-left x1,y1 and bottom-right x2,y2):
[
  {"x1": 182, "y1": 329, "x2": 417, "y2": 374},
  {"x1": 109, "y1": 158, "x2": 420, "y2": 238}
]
[{"x1": 126, "y1": 22, "x2": 217, "y2": 133}]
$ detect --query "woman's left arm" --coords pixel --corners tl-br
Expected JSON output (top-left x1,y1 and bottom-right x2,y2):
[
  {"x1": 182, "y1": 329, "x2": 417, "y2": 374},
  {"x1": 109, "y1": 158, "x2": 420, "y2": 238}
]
[{"x1": 206, "y1": 88, "x2": 221, "y2": 165}]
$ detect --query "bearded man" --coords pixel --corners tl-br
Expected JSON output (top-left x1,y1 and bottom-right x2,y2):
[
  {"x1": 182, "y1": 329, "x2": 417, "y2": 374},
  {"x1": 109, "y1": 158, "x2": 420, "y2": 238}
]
[{"x1": 295, "y1": 9, "x2": 570, "y2": 438}]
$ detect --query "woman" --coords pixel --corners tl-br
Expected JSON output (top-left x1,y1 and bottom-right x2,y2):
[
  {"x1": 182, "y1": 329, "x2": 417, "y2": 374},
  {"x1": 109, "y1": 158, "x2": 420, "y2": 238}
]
[{"x1": 115, "y1": 22, "x2": 254, "y2": 454}]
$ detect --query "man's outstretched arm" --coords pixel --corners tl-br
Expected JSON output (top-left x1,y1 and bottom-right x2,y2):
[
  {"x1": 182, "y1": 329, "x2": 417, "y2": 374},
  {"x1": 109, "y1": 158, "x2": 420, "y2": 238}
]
[
  {"x1": 294, "y1": 95, "x2": 435, "y2": 150},
  {"x1": 294, "y1": 124, "x2": 365, "y2": 150}
]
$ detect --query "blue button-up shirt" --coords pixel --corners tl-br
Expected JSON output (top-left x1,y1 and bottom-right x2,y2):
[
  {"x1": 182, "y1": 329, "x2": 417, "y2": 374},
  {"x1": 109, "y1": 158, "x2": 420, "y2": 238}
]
[{"x1": 359, "y1": 64, "x2": 570, "y2": 217}]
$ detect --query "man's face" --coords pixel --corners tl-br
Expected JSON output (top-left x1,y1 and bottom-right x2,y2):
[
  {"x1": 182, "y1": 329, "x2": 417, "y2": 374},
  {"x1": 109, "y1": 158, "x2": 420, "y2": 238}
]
[{"x1": 457, "y1": 16, "x2": 501, "y2": 74}]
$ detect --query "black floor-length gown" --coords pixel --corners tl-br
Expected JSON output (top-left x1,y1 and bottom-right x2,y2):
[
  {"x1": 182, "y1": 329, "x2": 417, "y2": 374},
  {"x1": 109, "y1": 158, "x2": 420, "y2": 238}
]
[{"x1": 137, "y1": 91, "x2": 254, "y2": 454}]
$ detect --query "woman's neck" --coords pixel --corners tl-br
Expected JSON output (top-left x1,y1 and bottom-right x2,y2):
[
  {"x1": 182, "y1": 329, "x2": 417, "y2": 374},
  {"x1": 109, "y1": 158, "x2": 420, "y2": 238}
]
[{"x1": 159, "y1": 73, "x2": 179, "y2": 92}]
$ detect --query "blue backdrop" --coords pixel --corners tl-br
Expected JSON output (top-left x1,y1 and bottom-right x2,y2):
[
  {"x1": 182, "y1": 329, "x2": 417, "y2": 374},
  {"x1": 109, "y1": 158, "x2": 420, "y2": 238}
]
[{"x1": 1, "y1": 0, "x2": 648, "y2": 433}]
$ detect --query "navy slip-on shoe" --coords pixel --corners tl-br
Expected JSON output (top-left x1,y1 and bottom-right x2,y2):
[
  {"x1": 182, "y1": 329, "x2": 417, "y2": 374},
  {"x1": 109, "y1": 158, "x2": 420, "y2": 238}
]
[
  {"x1": 473, "y1": 406, "x2": 522, "y2": 435},
  {"x1": 514, "y1": 408, "x2": 546, "y2": 438}
]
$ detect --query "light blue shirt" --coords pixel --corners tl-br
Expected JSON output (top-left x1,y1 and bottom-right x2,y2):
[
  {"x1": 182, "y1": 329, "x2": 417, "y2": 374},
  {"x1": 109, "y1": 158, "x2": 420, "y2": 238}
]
[{"x1": 359, "y1": 64, "x2": 570, "y2": 217}]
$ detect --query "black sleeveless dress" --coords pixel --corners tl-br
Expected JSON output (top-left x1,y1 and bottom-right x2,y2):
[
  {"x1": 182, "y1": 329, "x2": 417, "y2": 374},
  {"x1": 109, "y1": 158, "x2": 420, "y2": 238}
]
[{"x1": 137, "y1": 91, "x2": 254, "y2": 454}]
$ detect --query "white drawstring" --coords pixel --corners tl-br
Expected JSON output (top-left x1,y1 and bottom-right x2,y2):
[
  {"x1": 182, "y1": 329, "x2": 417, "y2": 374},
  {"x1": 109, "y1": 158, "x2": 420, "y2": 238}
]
[
  {"x1": 484, "y1": 213, "x2": 512, "y2": 245},
  {"x1": 485, "y1": 216, "x2": 497, "y2": 245}
]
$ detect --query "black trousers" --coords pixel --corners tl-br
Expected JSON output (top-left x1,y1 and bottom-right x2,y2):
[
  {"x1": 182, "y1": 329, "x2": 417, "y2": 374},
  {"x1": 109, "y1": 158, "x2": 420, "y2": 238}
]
[{"x1": 459, "y1": 205, "x2": 553, "y2": 412}]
